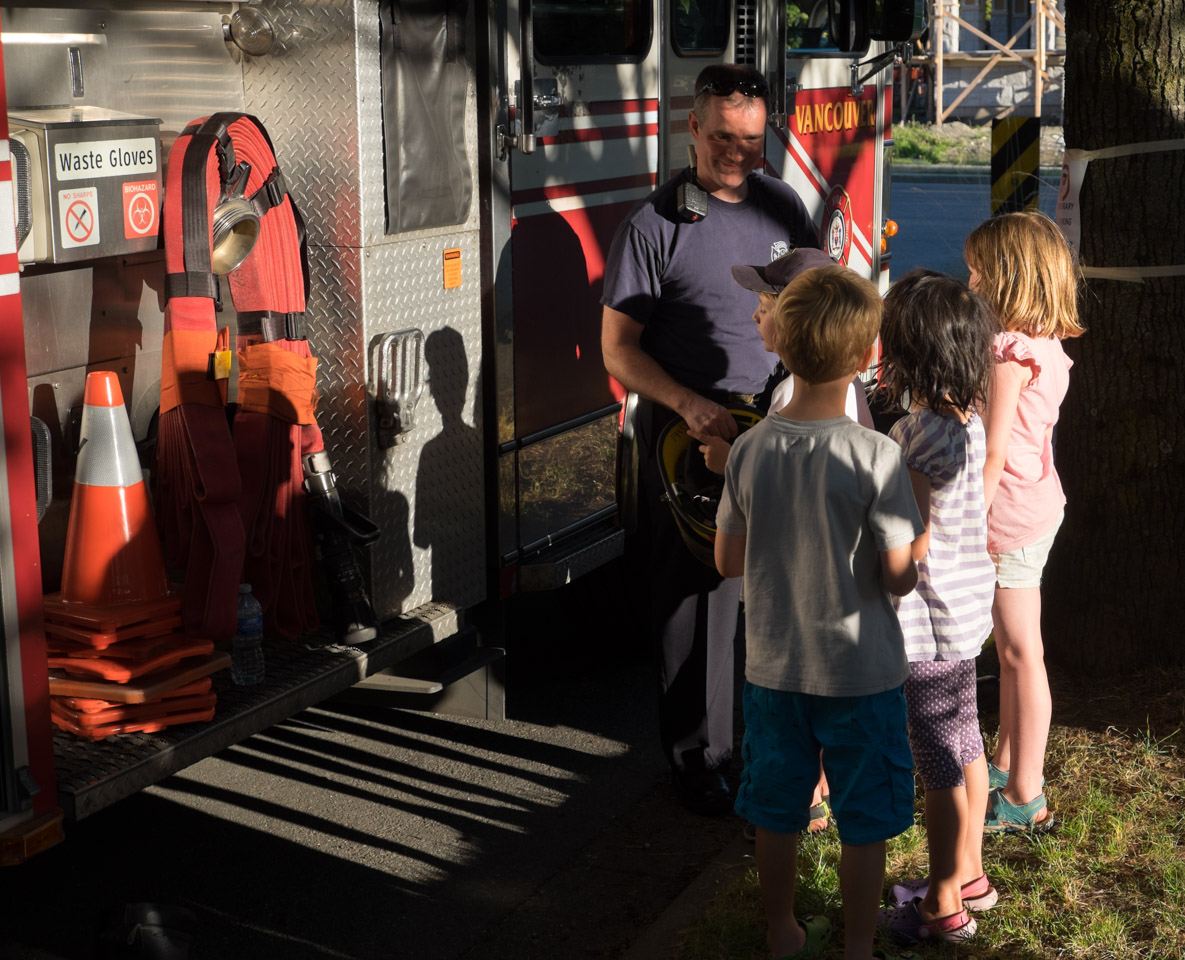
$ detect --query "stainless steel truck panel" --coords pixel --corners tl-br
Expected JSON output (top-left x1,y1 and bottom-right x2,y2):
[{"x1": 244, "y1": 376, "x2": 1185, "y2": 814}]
[{"x1": 242, "y1": 0, "x2": 487, "y2": 616}]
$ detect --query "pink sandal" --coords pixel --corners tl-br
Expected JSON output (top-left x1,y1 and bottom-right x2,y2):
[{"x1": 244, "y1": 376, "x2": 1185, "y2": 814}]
[
  {"x1": 889, "y1": 872, "x2": 999, "y2": 912},
  {"x1": 877, "y1": 900, "x2": 977, "y2": 943}
]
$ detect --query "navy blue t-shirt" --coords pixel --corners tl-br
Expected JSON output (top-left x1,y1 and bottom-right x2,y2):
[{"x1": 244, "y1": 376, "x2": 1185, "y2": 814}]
[{"x1": 601, "y1": 170, "x2": 820, "y2": 395}]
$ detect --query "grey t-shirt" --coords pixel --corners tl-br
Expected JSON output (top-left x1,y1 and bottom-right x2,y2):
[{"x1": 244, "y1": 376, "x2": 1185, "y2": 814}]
[
  {"x1": 716, "y1": 414, "x2": 925, "y2": 696},
  {"x1": 601, "y1": 171, "x2": 819, "y2": 395}
]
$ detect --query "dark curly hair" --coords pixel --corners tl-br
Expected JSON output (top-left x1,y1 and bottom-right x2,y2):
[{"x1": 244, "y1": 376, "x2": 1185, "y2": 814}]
[{"x1": 877, "y1": 269, "x2": 999, "y2": 415}]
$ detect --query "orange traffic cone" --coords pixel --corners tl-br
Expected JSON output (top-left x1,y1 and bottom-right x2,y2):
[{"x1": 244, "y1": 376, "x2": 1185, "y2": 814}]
[{"x1": 44, "y1": 372, "x2": 179, "y2": 629}]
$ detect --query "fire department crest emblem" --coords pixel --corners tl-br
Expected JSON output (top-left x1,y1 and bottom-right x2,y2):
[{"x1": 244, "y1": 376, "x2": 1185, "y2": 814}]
[
  {"x1": 824, "y1": 185, "x2": 853, "y2": 266},
  {"x1": 770, "y1": 241, "x2": 788, "y2": 260}
]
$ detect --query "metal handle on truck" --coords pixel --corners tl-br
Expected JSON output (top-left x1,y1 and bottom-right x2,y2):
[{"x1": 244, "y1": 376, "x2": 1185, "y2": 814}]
[
  {"x1": 772, "y1": 0, "x2": 787, "y2": 128},
  {"x1": 372, "y1": 329, "x2": 426, "y2": 448},
  {"x1": 517, "y1": 0, "x2": 536, "y2": 154}
]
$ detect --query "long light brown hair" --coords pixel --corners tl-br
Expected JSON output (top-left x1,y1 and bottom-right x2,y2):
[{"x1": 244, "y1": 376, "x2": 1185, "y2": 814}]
[{"x1": 963, "y1": 211, "x2": 1085, "y2": 340}]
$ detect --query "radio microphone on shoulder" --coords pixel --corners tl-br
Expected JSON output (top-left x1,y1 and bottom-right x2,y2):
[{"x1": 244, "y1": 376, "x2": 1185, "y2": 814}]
[{"x1": 676, "y1": 144, "x2": 708, "y2": 223}]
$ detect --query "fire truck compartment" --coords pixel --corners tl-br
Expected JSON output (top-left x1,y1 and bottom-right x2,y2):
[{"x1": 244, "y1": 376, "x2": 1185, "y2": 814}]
[{"x1": 51, "y1": 601, "x2": 472, "y2": 823}]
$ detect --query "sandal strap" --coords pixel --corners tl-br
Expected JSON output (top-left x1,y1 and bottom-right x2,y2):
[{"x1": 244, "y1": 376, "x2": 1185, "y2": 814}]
[
  {"x1": 960, "y1": 873, "x2": 992, "y2": 898},
  {"x1": 920, "y1": 908, "x2": 972, "y2": 938},
  {"x1": 987, "y1": 788, "x2": 1049, "y2": 825}
]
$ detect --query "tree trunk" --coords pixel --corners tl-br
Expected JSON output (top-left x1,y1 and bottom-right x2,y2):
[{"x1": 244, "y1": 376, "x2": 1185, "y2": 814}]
[{"x1": 1046, "y1": 2, "x2": 1185, "y2": 672}]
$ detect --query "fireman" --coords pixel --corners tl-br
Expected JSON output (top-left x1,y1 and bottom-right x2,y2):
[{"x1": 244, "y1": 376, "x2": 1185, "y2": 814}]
[{"x1": 601, "y1": 63, "x2": 821, "y2": 816}]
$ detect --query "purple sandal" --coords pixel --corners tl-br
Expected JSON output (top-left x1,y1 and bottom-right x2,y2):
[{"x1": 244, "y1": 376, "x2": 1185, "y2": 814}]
[
  {"x1": 877, "y1": 899, "x2": 977, "y2": 943},
  {"x1": 889, "y1": 872, "x2": 999, "y2": 911}
]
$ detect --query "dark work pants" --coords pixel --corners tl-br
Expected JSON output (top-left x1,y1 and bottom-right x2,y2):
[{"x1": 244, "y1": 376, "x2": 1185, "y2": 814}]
[{"x1": 633, "y1": 398, "x2": 741, "y2": 775}]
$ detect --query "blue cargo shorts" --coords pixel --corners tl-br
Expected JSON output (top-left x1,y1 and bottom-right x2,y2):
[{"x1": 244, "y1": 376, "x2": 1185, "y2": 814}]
[{"x1": 734, "y1": 682, "x2": 915, "y2": 846}]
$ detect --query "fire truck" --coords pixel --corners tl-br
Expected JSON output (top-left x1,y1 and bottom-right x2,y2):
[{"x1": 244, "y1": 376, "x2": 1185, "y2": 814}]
[{"x1": 0, "y1": 0, "x2": 922, "y2": 862}]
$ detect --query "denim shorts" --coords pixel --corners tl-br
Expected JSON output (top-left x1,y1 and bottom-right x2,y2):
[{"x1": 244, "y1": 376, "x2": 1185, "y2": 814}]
[
  {"x1": 734, "y1": 682, "x2": 915, "y2": 846},
  {"x1": 991, "y1": 510, "x2": 1064, "y2": 589}
]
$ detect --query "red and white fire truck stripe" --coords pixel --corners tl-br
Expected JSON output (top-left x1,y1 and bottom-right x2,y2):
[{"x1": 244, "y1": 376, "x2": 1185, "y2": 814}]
[
  {"x1": 511, "y1": 98, "x2": 658, "y2": 219},
  {"x1": 768, "y1": 124, "x2": 875, "y2": 269},
  {"x1": 0, "y1": 140, "x2": 20, "y2": 296},
  {"x1": 0, "y1": 23, "x2": 59, "y2": 823}
]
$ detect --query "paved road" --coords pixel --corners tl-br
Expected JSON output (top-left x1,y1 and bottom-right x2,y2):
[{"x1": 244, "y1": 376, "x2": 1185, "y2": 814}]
[{"x1": 888, "y1": 167, "x2": 1060, "y2": 280}]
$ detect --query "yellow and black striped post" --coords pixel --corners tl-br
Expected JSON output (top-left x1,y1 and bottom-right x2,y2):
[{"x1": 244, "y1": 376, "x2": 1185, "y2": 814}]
[{"x1": 991, "y1": 117, "x2": 1040, "y2": 215}]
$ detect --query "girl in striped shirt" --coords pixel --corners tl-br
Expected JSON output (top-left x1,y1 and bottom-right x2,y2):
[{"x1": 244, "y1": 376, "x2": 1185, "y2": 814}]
[{"x1": 875, "y1": 270, "x2": 1000, "y2": 945}]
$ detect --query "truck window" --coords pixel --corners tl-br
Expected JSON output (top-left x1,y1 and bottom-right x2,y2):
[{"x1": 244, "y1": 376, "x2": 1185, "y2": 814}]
[
  {"x1": 534, "y1": 0, "x2": 652, "y2": 62},
  {"x1": 671, "y1": 0, "x2": 730, "y2": 54},
  {"x1": 787, "y1": 0, "x2": 840, "y2": 51}
]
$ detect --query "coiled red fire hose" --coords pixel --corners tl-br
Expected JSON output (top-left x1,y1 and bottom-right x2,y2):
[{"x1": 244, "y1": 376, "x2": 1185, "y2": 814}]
[{"x1": 157, "y1": 112, "x2": 321, "y2": 642}]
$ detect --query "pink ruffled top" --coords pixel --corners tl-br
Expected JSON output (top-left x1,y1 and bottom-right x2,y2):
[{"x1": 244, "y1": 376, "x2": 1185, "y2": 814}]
[{"x1": 987, "y1": 331, "x2": 1073, "y2": 553}]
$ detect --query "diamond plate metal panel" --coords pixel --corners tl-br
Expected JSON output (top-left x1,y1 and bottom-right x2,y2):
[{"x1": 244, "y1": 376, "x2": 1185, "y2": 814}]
[
  {"x1": 355, "y1": 0, "x2": 388, "y2": 247},
  {"x1": 245, "y1": 0, "x2": 481, "y2": 247},
  {"x1": 306, "y1": 235, "x2": 486, "y2": 620},
  {"x1": 242, "y1": 1, "x2": 486, "y2": 620},
  {"x1": 304, "y1": 244, "x2": 369, "y2": 494},
  {"x1": 244, "y1": 0, "x2": 368, "y2": 248},
  {"x1": 362, "y1": 236, "x2": 485, "y2": 618}
]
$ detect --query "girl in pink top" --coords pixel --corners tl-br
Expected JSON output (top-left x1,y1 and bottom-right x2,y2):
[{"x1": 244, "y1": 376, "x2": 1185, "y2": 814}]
[{"x1": 964, "y1": 212, "x2": 1084, "y2": 834}]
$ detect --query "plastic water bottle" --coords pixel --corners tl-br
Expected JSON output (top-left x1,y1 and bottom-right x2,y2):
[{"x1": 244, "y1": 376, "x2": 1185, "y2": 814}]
[{"x1": 231, "y1": 583, "x2": 265, "y2": 686}]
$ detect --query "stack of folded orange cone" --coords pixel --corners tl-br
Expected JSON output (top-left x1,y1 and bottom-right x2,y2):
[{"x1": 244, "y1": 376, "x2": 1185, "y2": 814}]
[{"x1": 42, "y1": 372, "x2": 229, "y2": 741}]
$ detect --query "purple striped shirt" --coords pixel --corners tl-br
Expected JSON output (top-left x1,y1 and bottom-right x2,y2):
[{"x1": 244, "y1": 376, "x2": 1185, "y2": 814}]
[{"x1": 889, "y1": 409, "x2": 995, "y2": 661}]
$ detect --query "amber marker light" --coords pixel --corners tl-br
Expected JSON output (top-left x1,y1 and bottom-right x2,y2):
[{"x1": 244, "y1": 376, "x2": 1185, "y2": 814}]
[{"x1": 883, "y1": 219, "x2": 899, "y2": 237}]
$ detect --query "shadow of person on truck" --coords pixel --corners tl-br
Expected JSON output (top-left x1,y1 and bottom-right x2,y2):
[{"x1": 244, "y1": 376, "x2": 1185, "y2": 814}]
[{"x1": 414, "y1": 326, "x2": 484, "y2": 603}]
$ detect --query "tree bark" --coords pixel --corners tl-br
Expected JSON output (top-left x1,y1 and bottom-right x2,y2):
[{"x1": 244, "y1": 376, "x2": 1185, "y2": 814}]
[{"x1": 1046, "y1": 1, "x2": 1185, "y2": 672}]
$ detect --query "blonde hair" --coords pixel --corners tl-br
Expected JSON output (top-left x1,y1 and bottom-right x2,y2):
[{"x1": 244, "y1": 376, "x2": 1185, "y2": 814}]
[
  {"x1": 774, "y1": 266, "x2": 882, "y2": 383},
  {"x1": 964, "y1": 211, "x2": 1084, "y2": 339}
]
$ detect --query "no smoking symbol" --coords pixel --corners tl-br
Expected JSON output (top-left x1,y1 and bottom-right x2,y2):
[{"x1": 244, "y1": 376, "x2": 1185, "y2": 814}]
[
  {"x1": 128, "y1": 193, "x2": 156, "y2": 235},
  {"x1": 66, "y1": 200, "x2": 95, "y2": 242}
]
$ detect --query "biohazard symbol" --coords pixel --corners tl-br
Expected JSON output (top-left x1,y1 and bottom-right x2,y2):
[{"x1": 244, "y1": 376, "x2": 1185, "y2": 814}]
[
  {"x1": 122, "y1": 181, "x2": 160, "y2": 240},
  {"x1": 66, "y1": 200, "x2": 95, "y2": 243},
  {"x1": 127, "y1": 193, "x2": 156, "y2": 235}
]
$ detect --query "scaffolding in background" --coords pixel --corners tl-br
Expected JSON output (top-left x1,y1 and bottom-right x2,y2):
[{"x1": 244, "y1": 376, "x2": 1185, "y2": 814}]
[{"x1": 900, "y1": 0, "x2": 1066, "y2": 125}]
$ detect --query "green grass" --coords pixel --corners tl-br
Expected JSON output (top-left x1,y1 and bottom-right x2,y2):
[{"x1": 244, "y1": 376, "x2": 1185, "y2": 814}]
[
  {"x1": 891, "y1": 121, "x2": 956, "y2": 164},
  {"x1": 669, "y1": 664, "x2": 1185, "y2": 960}
]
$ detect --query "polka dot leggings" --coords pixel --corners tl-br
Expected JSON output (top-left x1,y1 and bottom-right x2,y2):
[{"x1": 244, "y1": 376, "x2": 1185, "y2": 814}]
[{"x1": 903, "y1": 659, "x2": 984, "y2": 791}]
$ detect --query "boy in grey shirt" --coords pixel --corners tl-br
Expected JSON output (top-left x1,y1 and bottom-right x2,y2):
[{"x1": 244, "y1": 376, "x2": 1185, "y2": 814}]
[{"x1": 715, "y1": 265, "x2": 924, "y2": 960}]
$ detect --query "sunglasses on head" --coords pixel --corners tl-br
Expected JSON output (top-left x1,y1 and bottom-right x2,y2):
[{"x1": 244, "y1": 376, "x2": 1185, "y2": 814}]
[{"x1": 695, "y1": 69, "x2": 769, "y2": 100}]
